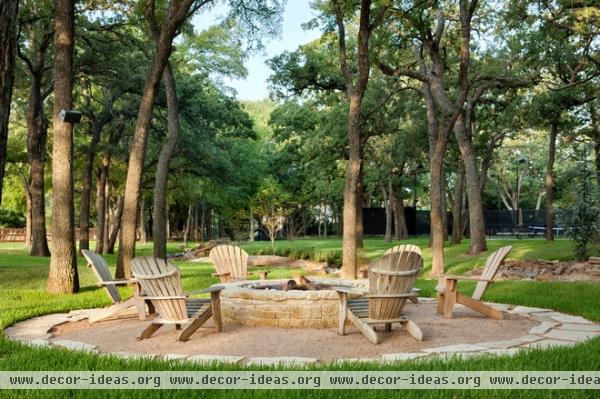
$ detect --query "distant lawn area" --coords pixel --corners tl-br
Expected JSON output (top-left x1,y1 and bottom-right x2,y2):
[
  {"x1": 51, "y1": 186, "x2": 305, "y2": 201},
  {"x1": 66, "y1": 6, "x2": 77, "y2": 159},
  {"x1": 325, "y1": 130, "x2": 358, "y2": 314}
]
[{"x1": 0, "y1": 237, "x2": 599, "y2": 398}]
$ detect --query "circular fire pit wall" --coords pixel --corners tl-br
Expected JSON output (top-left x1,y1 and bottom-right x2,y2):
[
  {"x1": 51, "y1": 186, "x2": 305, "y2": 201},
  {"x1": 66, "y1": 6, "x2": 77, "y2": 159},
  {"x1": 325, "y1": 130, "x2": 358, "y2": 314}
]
[{"x1": 216, "y1": 278, "x2": 367, "y2": 328}]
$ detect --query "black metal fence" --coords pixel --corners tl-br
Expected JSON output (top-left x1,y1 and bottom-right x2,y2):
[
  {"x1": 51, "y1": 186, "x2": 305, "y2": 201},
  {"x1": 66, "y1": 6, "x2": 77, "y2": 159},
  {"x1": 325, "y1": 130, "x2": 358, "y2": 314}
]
[{"x1": 362, "y1": 207, "x2": 572, "y2": 237}]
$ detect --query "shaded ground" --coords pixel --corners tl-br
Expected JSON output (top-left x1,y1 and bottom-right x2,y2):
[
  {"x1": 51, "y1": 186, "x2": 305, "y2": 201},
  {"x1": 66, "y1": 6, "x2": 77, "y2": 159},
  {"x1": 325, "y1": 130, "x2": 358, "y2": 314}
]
[{"x1": 50, "y1": 302, "x2": 535, "y2": 360}]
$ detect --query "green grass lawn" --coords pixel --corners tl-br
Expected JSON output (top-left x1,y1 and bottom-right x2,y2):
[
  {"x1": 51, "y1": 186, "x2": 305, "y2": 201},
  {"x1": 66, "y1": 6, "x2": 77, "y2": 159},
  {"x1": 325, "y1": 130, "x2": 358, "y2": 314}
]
[{"x1": 0, "y1": 237, "x2": 599, "y2": 398}]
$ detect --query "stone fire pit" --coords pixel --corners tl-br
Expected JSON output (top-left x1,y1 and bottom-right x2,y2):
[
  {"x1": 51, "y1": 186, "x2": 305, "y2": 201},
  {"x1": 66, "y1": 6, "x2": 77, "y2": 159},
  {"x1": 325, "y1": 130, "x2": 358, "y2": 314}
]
[{"x1": 216, "y1": 277, "x2": 367, "y2": 328}]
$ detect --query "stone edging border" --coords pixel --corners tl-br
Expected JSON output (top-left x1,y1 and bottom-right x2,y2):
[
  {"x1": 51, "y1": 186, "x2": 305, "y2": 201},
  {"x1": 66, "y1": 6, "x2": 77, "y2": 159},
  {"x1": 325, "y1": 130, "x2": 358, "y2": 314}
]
[{"x1": 3, "y1": 298, "x2": 599, "y2": 366}]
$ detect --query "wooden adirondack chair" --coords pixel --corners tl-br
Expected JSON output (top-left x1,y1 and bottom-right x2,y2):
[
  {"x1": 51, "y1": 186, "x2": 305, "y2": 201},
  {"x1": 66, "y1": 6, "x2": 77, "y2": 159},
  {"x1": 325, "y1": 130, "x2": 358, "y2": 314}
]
[
  {"x1": 384, "y1": 245, "x2": 422, "y2": 303},
  {"x1": 131, "y1": 257, "x2": 223, "y2": 342},
  {"x1": 436, "y1": 246, "x2": 512, "y2": 320},
  {"x1": 209, "y1": 244, "x2": 268, "y2": 282},
  {"x1": 336, "y1": 248, "x2": 424, "y2": 344},
  {"x1": 81, "y1": 249, "x2": 150, "y2": 323}
]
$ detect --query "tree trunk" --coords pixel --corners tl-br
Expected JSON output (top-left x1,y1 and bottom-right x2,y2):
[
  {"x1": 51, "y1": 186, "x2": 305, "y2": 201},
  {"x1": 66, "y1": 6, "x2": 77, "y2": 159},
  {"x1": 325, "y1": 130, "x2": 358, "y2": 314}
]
[
  {"x1": 589, "y1": 104, "x2": 600, "y2": 186},
  {"x1": 422, "y1": 79, "x2": 449, "y2": 277},
  {"x1": 0, "y1": 0, "x2": 19, "y2": 205},
  {"x1": 392, "y1": 186, "x2": 408, "y2": 240},
  {"x1": 441, "y1": 165, "x2": 449, "y2": 242},
  {"x1": 48, "y1": 0, "x2": 78, "y2": 293},
  {"x1": 138, "y1": 198, "x2": 147, "y2": 244},
  {"x1": 152, "y1": 63, "x2": 181, "y2": 258},
  {"x1": 183, "y1": 201, "x2": 192, "y2": 246},
  {"x1": 95, "y1": 165, "x2": 107, "y2": 254},
  {"x1": 26, "y1": 53, "x2": 51, "y2": 256},
  {"x1": 29, "y1": 155, "x2": 50, "y2": 256},
  {"x1": 545, "y1": 123, "x2": 558, "y2": 241},
  {"x1": 356, "y1": 158, "x2": 364, "y2": 249},
  {"x1": 381, "y1": 181, "x2": 392, "y2": 243},
  {"x1": 79, "y1": 120, "x2": 103, "y2": 252},
  {"x1": 25, "y1": 180, "x2": 32, "y2": 247},
  {"x1": 107, "y1": 196, "x2": 124, "y2": 254},
  {"x1": 117, "y1": 0, "x2": 196, "y2": 278},
  {"x1": 454, "y1": 115, "x2": 487, "y2": 254},
  {"x1": 332, "y1": 0, "x2": 373, "y2": 279},
  {"x1": 595, "y1": 140, "x2": 600, "y2": 187},
  {"x1": 192, "y1": 203, "x2": 198, "y2": 242},
  {"x1": 103, "y1": 185, "x2": 111, "y2": 252},
  {"x1": 341, "y1": 96, "x2": 362, "y2": 279},
  {"x1": 323, "y1": 204, "x2": 328, "y2": 238},
  {"x1": 452, "y1": 160, "x2": 465, "y2": 244}
]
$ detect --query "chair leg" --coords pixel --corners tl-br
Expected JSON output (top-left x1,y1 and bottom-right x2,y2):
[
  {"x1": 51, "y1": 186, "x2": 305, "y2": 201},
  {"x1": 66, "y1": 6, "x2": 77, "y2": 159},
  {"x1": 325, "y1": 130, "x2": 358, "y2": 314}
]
[
  {"x1": 443, "y1": 290, "x2": 457, "y2": 319},
  {"x1": 456, "y1": 293, "x2": 504, "y2": 320},
  {"x1": 443, "y1": 279, "x2": 458, "y2": 319},
  {"x1": 89, "y1": 296, "x2": 141, "y2": 323},
  {"x1": 137, "y1": 323, "x2": 162, "y2": 340},
  {"x1": 133, "y1": 283, "x2": 147, "y2": 320},
  {"x1": 135, "y1": 298, "x2": 147, "y2": 320},
  {"x1": 146, "y1": 299, "x2": 156, "y2": 316},
  {"x1": 211, "y1": 291, "x2": 223, "y2": 332},
  {"x1": 384, "y1": 323, "x2": 392, "y2": 332},
  {"x1": 337, "y1": 292, "x2": 347, "y2": 335},
  {"x1": 346, "y1": 310, "x2": 379, "y2": 344},
  {"x1": 178, "y1": 308, "x2": 213, "y2": 342},
  {"x1": 401, "y1": 320, "x2": 423, "y2": 341},
  {"x1": 436, "y1": 292, "x2": 445, "y2": 315},
  {"x1": 175, "y1": 324, "x2": 181, "y2": 330}
]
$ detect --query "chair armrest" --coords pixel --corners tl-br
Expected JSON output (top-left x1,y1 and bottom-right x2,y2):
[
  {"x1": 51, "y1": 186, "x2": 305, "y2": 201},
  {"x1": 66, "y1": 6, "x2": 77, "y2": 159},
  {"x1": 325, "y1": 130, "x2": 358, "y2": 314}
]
[
  {"x1": 443, "y1": 274, "x2": 493, "y2": 282},
  {"x1": 186, "y1": 285, "x2": 224, "y2": 296},
  {"x1": 211, "y1": 272, "x2": 231, "y2": 277},
  {"x1": 333, "y1": 286, "x2": 365, "y2": 295},
  {"x1": 98, "y1": 279, "x2": 134, "y2": 286}
]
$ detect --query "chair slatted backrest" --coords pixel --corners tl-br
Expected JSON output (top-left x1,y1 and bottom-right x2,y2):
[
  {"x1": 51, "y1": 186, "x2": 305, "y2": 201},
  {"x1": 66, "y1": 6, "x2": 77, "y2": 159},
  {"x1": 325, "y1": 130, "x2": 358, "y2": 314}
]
[
  {"x1": 131, "y1": 257, "x2": 188, "y2": 322},
  {"x1": 384, "y1": 244, "x2": 422, "y2": 258},
  {"x1": 472, "y1": 246, "x2": 512, "y2": 301},
  {"x1": 209, "y1": 245, "x2": 249, "y2": 281},
  {"x1": 368, "y1": 247, "x2": 423, "y2": 321},
  {"x1": 81, "y1": 249, "x2": 121, "y2": 303}
]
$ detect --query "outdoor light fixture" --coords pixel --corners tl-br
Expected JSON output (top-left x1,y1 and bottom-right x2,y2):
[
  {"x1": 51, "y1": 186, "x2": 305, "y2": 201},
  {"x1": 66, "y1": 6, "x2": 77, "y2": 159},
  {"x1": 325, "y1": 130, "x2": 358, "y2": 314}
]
[{"x1": 59, "y1": 109, "x2": 82, "y2": 124}]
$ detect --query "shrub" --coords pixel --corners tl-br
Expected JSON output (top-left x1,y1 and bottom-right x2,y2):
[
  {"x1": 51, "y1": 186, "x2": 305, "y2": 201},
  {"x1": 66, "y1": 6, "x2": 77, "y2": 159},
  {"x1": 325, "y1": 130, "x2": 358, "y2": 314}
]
[{"x1": 0, "y1": 209, "x2": 26, "y2": 228}]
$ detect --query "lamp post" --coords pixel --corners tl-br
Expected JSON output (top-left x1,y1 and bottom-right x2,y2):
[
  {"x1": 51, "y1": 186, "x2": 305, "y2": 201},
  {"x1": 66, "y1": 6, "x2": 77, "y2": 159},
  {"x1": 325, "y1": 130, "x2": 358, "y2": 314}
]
[{"x1": 515, "y1": 157, "x2": 528, "y2": 226}]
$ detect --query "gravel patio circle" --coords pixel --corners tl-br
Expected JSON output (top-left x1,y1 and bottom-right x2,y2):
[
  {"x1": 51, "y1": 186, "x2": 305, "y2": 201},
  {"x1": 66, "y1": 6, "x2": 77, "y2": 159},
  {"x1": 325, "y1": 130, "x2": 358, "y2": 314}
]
[{"x1": 5, "y1": 299, "x2": 600, "y2": 365}]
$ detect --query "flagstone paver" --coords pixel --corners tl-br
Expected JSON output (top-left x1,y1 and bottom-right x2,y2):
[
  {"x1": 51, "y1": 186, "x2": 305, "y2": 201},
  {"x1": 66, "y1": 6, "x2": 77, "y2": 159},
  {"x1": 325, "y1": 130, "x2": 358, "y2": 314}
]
[
  {"x1": 544, "y1": 329, "x2": 600, "y2": 342},
  {"x1": 246, "y1": 357, "x2": 318, "y2": 366},
  {"x1": 52, "y1": 340, "x2": 98, "y2": 351},
  {"x1": 549, "y1": 314, "x2": 592, "y2": 325},
  {"x1": 484, "y1": 348, "x2": 521, "y2": 356},
  {"x1": 528, "y1": 322, "x2": 559, "y2": 335},
  {"x1": 25, "y1": 339, "x2": 50, "y2": 347},
  {"x1": 163, "y1": 354, "x2": 189, "y2": 361},
  {"x1": 187, "y1": 355, "x2": 245, "y2": 364},
  {"x1": 520, "y1": 339, "x2": 577, "y2": 349},
  {"x1": 334, "y1": 358, "x2": 381, "y2": 363},
  {"x1": 423, "y1": 344, "x2": 487, "y2": 354},
  {"x1": 381, "y1": 353, "x2": 428, "y2": 362},
  {"x1": 558, "y1": 323, "x2": 600, "y2": 332},
  {"x1": 509, "y1": 306, "x2": 552, "y2": 314},
  {"x1": 110, "y1": 352, "x2": 157, "y2": 360},
  {"x1": 475, "y1": 340, "x2": 523, "y2": 350},
  {"x1": 514, "y1": 335, "x2": 544, "y2": 342}
]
